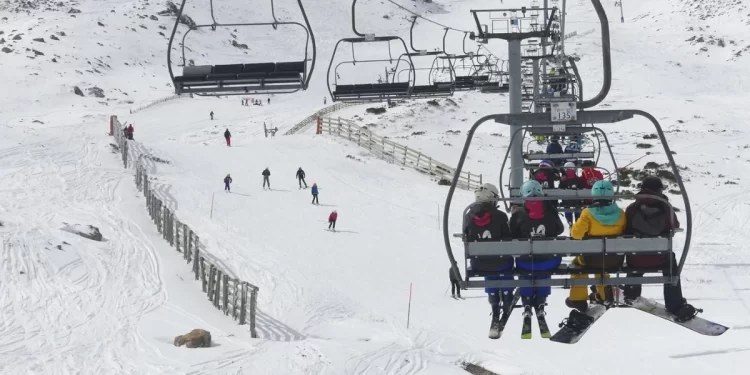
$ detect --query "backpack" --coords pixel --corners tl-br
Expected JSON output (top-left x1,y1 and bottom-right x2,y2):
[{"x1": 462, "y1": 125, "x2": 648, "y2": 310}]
[{"x1": 629, "y1": 204, "x2": 670, "y2": 236}]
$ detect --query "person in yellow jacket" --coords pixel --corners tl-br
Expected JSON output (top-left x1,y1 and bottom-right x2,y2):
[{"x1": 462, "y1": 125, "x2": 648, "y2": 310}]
[{"x1": 565, "y1": 180, "x2": 626, "y2": 312}]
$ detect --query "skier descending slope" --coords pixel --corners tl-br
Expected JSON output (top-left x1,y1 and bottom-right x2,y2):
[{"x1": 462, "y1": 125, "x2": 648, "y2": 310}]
[
  {"x1": 328, "y1": 210, "x2": 337, "y2": 231},
  {"x1": 463, "y1": 183, "x2": 515, "y2": 339},
  {"x1": 296, "y1": 167, "x2": 308, "y2": 189},
  {"x1": 224, "y1": 174, "x2": 232, "y2": 192},
  {"x1": 262, "y1": 167, "x2": 271, "y2": 190},
  {"x1": 509, "y1": 180, "x2": 564, "y2": 339}
]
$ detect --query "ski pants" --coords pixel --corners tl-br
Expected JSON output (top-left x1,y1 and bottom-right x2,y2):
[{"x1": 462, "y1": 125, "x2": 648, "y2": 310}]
[
  {"x1": 470, "y1": 258, "x2": 514, "y2": 295},
  {"x1": 515, "y1": 256, "x2": 562, "y2": 298},
  {"x1": 224, "y1": 183, "x2": 230, "y2": 191},
  {"x1": 312, "y1": 194, "x2": 319, "y2": 204},
  {"x1": 328, "y1": 219, "x2": 336, "y2": 229},
  {"x1": 569, "y1": 255, "x2": 624, "y2": 302},
  {"x1": 225, "y1": 137, "x2": 231, "y2": 146},
  {"x1": 298, "y1": 177, "x2": 307, "y2": 188},
  {"x1": 451, "y1": 280, "x2": 461, "y2": 296},
  {"x1": 623, "y1": 253, "x2": 684, "y2": 310},
  {"x1": 263, "y1": 176, "x2": 270, "y2": 188}
]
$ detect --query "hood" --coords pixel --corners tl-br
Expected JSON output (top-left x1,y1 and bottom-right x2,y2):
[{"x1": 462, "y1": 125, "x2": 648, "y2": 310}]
[
  {"x1": 589, "y1": 203, "x2": 622, "y2": 226},
  {"x1": 635, "y1": 188, "x2": 669, "y2": 204},
  {"x1": 524, "y1": 200, "x2": 545, "y2": 220}
]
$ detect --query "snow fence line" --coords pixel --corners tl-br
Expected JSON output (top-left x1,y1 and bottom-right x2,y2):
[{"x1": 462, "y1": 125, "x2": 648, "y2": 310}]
[
  {"x1": 283, "y1": 101, "x2": 363, "y2": 135},
  {"x1": 129, "y1": 94, "x2": 182, "y2": 114},
  {"x1": 316, "y1": 116, "x2": 483, "y2": 191},
  {"x1": 109, "y1": 115, "x2": 259, "y2": 338}
]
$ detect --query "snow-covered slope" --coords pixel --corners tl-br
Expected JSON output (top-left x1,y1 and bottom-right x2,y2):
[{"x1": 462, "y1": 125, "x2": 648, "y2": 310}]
[{"x1": 2, "y1": 0, "x2": 750, "y2": 374}]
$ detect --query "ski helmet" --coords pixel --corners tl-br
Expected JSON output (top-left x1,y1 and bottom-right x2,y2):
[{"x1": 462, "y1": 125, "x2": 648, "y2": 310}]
[
  {"x1": 474, "y1": 183, "x2": 500, "y2": 203},
  {"x1": 539, "y1": 160, "x2": 554, "y2": 168},
  {"x1": 640, "y1": 176, "x2": 664, "y2": 192},
  {"x1": 564, "y1": 162, "x2": 576, "y2": 169},
  {"x1": 520, "y1": 180, "x2": 543, "y2": 198},
  {"x1": 591, "y1": 180, "x2": 615, "y2": 198}
]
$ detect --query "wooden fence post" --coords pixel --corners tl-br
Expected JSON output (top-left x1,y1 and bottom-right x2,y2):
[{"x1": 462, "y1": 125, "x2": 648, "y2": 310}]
[
  {"x1": 403, "y1": 147, "x2": 407, "y2": 166},
  {"x1": 222, "y1": 275, "x2": 229, "y2": 315},
  {"x1": 239, "y1": 283, "x2": 247, "y2": 325}
]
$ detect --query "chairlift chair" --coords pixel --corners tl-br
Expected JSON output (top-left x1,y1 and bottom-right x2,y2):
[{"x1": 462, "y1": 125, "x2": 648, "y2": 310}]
[
  {"x1": 393, "y1": 52, "x2": 454, "y2": 98},
  {"x1": 167, "y1": 0, "x2": 316, "y2": 96},
  {"x1": 443, "y1": 110, "x2": 692, "y2": 291}
]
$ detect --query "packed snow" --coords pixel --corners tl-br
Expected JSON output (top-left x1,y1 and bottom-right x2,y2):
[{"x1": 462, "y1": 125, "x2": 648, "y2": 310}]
[{"x1": 1, "y1": 0, "x2": 749, "y2": 374}]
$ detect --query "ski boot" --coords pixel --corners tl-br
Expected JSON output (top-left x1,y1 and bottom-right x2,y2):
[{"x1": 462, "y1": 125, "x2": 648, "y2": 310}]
[
  {"x1": 565, "y1": 297, "x2": 589, "y2": 312},
  {"x1": 588, "y1": 285, "x2": 615, "y2": 307},
  {"x1": 558, "y1": 309, "x2": 595, "y2": 333},
  {"x1": 668, "y1": 299, "x2": 702, "y2": 322},
  {"x1": 488, "y1": 295, "x2": 502, "y2": 339}
]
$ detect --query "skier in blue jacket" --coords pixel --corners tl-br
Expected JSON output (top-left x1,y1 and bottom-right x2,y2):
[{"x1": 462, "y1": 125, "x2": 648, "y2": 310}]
[
  {"x1": 224, "y1": 174, "x2": 232, "y2": 192},
  {"x1": 311, "y1": 183, "x2": 319, "y2": 205}
]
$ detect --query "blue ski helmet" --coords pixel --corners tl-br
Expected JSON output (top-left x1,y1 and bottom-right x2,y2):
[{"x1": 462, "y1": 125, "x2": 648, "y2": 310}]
[
  {"x1": 520, "y1": 180, "x2": 543, "y2": 197},
  {"x1": 591, "y1": 180, "x2": 615, "y2": 198}
]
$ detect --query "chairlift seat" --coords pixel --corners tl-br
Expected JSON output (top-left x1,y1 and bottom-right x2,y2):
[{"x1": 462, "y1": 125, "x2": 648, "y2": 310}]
[
  {"x1": 332, "y1": 82, "x2": 411, "y2": 101},
  {"x1": 411, "y1": 84, "x2": 453, "y2": 97},
  {"x1": 524, "y1": 152, "x2": 595, "y2": 160},
  {"x1": 174, "y1": 62, "x2": 305, "y2": 94}
]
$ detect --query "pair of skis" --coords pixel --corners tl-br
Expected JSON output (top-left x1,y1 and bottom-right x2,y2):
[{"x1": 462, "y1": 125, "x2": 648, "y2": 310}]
[
  {"x1": 488, "y1": 290, "x2": 553, "y2": 339},
  {"x1": 549, "y1": 288, "x2": 729, "y2": 344}
]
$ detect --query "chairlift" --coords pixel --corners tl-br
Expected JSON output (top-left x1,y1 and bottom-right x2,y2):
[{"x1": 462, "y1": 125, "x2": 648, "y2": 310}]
[
  {"x1": 476, "y1": 60, "x2": 510, "y2": 93},
  {"x1": 327, "y1": 0, "x2": 414, "y2": 102},
  {"x1": 442, "y1": 110, "x2": 692, "y2": 291},
  {"x1": 166, "y1": 0, "x2": 316, "y2": 96},
  {"x1": 393, "y1": 52, "x2": 454, "y2": 98}
]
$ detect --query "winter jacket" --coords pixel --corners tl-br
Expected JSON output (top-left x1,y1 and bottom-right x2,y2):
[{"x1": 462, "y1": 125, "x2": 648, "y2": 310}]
[
  {"x1": 224, "y1": 130, "x2": 231, "y2": 138},
  {"x1": 127, "y1": 125, "x2": 134, "y2": 134},
  {"x1": 224, "y1": 176, "x2": 232, "y2": 184},
  {"x1": 296, "y1": 169, "x2": 305, "y2": 179},
  {"x1": 464, "y1": 204, "x2": 513, "y2": 271},
  {"x1": 262, "y1": 169, "x2": 270, "y2": 177},
  {"x1": 530, "y1": 168, "x2": 559, "y2": 189},
  {"x1": 580, "y1": 168, "x2": 603, "y2": 189},
  {"x1": 570, "y1": 204, "x2": 626, "y2": 267},
  {"x1": 510, "y1": 202, "x2": 565, "y2": 266},
  {"x1": 546, "y1": 141, "x2": 564, "y2": 166},
  {"x1": 624, "y1": 189, "x2": 680, "y2": 267},
  {"x1": 328, "y1": 212, "x2": 338, "y2": 221},
  {"x1": 558, "y1": 169, "x2": 584, "y2": 207},
  {"x1": 311, "y1": 185, "x2": 318, "y2": 194}
]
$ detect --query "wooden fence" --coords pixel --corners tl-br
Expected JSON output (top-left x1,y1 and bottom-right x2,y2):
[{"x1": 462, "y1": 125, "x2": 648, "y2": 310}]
[
  {"x1": 110, "y1": 115, "x2": 258, "y2": 337},
  {"x1": 318, "y1": 117, "x2": 483, "y2": 190},
  {"x1": 283, "y1": 101, "x2": 363, "y2": 135}
]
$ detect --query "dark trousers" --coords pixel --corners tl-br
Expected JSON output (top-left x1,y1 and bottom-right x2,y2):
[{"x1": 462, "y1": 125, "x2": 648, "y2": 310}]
[
  {"x1": 298, "y1": 177, "x2": 307, "y2": 188},
  {"x1": 224, "y1": 183, "x2": 230, "y2": 191},
  {"x1": 312, "y1": 194, "x2": 319, "y2": 204},
  {"x1": 328, "y1": 219, "x2": 336, "y2": 229},
  {"x1": 623, "y1": 253, "x2": 684, "y2": 310},
  {"x1": 451, "y1": 281, "x2": 461, "y2": 297},
  {"x1": 263, "y1": 176, "x2": 270, "y2": 188}
]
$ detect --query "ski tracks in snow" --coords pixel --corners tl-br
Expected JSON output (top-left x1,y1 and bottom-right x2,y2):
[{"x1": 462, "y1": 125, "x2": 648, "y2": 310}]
[{"x1": 0, "y1": 126, "x2": 169, "y2": 373}]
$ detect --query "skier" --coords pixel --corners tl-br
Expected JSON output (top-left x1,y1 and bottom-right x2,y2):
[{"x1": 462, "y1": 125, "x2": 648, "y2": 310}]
[
  {"x1": 449, "y1": 267, "x2": 461, "y2": 298},
  {"x1": 464, "y1": 183, "x2": 514, "y2": 339},
  {"x1": 126, "y1": 124, "x2": 134, "y2": 140},
  {"x1": 559, "y1": 161, "x2": 583, "y2": 226},
  {"x1": 530, "y1": 159, "x2": 559, "y2": 189},
  {"x1": 296, "y1": 167, "x2": 307, "y2": 188},
  {"x1": 580, "y1": 160, "x2": 603, "y2": 189},
  {"x1": 545, "y1": 135, "x2": 564, "y2": 166},
  {"x1": 328, "y1": 210, "x2": 337, "y2": 231},
  {"x1": 267, "y1": 97, "x2": 270, "y2": 104},
  {"x1": 622, "y1": 176, "x2": 698, "y2": 321},
  {"x1": 311, "y1": 183, "x2": 319, "y2": 204},
  {"x1": 323, "y1": 96, "x2": 327, "y2": 105},
  {"x1": 563, "y1": 141, "x2": 581, "y2": 165},
  {"x1": 262, "y1": 167, "x2": 271, "y2": 189},
  {"x1": 509, "y1": 180, "x2": 564, "y2": 318},
  {"x1": 224, "y1": 174, "x2": 232, "y2": 192},
  {"x1": 566, "y1": 180, "x2": 626, "y2": 313},
  {"x1": 224, "y1": 129, "x2": 231, "y2": 146},
  {"x1": 210, "y1": 111, "x2": 214, "y2": 120}
]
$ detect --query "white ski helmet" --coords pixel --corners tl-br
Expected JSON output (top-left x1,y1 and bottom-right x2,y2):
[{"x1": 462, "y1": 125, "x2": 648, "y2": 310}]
[
  {"x1": 475, "y1": 183, "x2": 500, "y2": 203},
  {"x1": 564, "y1": 162, "x2": 576, "y2": 169}
]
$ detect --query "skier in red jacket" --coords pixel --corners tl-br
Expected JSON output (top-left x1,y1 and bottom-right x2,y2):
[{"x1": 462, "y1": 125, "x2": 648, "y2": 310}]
[{"x1": 328, "y1": 210, "x2": 338, "y2": 231}]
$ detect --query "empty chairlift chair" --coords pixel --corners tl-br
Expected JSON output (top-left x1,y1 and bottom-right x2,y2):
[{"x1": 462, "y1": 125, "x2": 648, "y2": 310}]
[{"x1": 167, "y1": 0, "x2": 316, "y2": 96}]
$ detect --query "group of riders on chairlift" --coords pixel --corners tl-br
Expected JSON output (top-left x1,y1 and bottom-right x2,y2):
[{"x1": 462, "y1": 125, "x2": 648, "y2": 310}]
[{"x1": 462, "y1": 135, "x2": 699, "y2": 336}]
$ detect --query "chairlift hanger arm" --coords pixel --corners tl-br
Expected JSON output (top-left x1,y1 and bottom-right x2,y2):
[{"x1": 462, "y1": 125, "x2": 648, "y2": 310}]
[{"x1": 578, "y1": 0, "x2": 611, "y2": 109}]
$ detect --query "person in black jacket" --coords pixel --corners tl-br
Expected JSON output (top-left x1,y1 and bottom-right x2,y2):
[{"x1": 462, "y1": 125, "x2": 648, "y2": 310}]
[
  {"x1": 464, "y1": 183, "x2": 514, "y2": 337},
  {"x1": 262, "y1": 168, "x2": 271, "y2": 189},
  {"x1": 224, "y1": 129, "x2": 231, "y2": 146},
  {"x1": 449, "y1": 267, "x2": 461, "y2": 298},
  {"x1": 296, "y1": 167, "x2": 307, "y2": 189},
  {"x1": 510, "y1": 180, "x2": 564, "y2": 316}
]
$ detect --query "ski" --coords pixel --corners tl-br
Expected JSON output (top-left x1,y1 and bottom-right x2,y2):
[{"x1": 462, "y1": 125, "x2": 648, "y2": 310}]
[
  {"x1": 625, "y1": 297, "x2": 728, "y2": 336},
  {"x1": 534, "y1": 306, "x2": 552, "y2": 338},
  {"x1": 521, "y1": 308, "x2": 533, "y2": 339},
  {"x1": 489, "y1": 289, "x2": 521, "y2": 340},
  {"x1": 550, "y1": 304, "x2": 609, "y2": 344}
]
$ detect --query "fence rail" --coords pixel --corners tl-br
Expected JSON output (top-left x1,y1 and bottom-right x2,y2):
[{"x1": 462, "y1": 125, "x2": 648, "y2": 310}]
[
  {"x1": 129, "y1": 94, "x2": 182, "y2": 114},
  {"x1": 318, "y1": 117, "x2": 482, "y2": 190},
  {"x1": 284, "y1": 101, "x2": 363, "y2": 135},
  {"x1": 111, "y1": 115, "x2": 258, "y2": 337}
]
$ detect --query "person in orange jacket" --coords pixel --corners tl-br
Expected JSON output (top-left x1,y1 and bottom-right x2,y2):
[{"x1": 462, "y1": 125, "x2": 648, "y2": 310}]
[{"x1": 328, "y1": 210, "x2": 338, "y2": 231}]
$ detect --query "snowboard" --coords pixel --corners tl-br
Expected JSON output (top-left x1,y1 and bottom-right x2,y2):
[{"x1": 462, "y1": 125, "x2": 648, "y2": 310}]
[
  {"x1": 489, "y1": 290, "x2": 521, "y2": 340},
  {"x1": 626, "y1": 297, "x2": 728, "y2": 336},
  {"x1": 550, "y1": 304, "x2": 609, "y2": 344}
]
